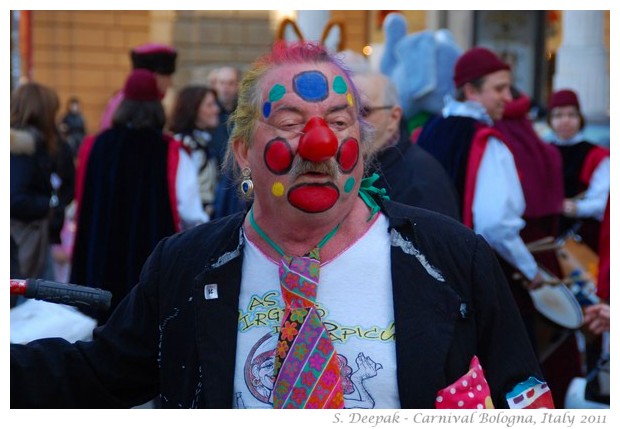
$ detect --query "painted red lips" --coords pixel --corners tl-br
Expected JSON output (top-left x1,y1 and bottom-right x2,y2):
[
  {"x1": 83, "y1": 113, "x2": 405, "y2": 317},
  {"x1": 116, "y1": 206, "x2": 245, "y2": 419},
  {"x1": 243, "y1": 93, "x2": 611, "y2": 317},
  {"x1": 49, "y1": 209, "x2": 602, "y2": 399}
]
[{"x1": 288, "y1": 183, "x2": 339, "y2": 213}]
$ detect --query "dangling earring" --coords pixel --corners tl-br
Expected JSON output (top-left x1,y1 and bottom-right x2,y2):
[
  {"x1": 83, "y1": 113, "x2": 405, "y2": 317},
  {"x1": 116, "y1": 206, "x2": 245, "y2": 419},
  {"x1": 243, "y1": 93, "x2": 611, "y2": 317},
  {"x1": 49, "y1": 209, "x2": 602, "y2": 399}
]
[{"x1": 240, "y1": 166, "x2": 254, "y2": 196}]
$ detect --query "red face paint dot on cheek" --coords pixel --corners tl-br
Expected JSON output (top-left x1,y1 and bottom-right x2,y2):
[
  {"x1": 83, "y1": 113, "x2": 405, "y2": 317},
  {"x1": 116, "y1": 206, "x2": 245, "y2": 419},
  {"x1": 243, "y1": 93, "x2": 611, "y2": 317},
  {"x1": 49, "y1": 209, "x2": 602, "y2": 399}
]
[
  {"x1": 264, "y1": 138, "x2": 293, "y2": 175},
  {"x1": 337, "y1": 138, "x2": 359, "y2": 173}
]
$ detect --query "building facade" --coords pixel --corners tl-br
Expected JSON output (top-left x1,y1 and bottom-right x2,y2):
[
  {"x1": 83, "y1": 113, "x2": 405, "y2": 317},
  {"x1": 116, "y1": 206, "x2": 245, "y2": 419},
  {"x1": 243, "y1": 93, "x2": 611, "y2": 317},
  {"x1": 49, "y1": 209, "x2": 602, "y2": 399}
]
[{"x1": 10, "y1": 10, "x2": 610, "y2": 134}]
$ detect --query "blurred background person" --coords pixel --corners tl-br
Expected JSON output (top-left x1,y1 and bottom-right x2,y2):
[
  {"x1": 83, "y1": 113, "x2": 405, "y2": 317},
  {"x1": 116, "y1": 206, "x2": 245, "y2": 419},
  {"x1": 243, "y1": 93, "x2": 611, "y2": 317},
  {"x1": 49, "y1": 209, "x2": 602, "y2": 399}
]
[
  {"x1": 59, "y1": 96, "x2": 86, "y2": 158},
  {"x1": 214, "y1": 66, "x2": 240, "y2": 126},
  {"x1": 547, "y1": 89, "x2": 610, "y2": 407},
  {"x1": 212, "y1": 65, "x2": 245, "y2": 219},
  {"x1": 416, "y1": 47, "x2": 546, "y2": 292},
  {"x1": 169, "y1": 85, "x2": 221, "y2": 217},
  {"x1": 207, "y1": 67, "x2": 220, "y2": 89},
  {"x1": 351, "y1": 70, "x2": 460, "y2": 220},
  {"x1": 71, "y1": 69, "x2": 207, "y2": 324},
  {"x1": 547, "y1": 89, "x2": 610, "y2": 253},
  {"x1": 212, "y1": 65, "x2": 241, "y2": 163},
  {"x1": 10, "y1": 82, "x2": 62, "y2": 281},
  {"x1": 99, "y1": 43, "x2": 177, "y2": 131}
]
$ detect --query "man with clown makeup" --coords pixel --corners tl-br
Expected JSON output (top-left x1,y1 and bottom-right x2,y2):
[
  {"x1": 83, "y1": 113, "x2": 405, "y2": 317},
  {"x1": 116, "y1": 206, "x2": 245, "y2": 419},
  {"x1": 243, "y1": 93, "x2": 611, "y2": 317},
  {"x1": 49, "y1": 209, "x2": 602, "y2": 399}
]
[{"x1": 11, "y1": 42, "x2": 553, "y2": 410}]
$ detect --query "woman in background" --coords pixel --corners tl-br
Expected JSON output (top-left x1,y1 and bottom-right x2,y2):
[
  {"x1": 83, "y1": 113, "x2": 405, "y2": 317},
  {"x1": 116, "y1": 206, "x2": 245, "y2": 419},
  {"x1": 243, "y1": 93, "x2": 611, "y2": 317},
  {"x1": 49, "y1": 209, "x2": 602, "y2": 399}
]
[
  {"x1": 10, "y1": 82, "x2": 61, "y2": 279},
  {"x1": 169, "y1": 85, "x2": 221, "y2": 217}
]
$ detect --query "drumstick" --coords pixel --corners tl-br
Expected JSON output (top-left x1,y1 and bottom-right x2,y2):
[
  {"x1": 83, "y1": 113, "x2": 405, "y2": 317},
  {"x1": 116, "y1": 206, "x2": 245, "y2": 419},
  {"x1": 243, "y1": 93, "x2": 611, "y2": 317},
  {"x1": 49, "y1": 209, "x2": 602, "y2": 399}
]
[
  {"x1": 511, "y1": 272, "x2": 587, "y2": 286},
  {"x1": 526, "y1": 236, "x2": 559, "y2": 252}
]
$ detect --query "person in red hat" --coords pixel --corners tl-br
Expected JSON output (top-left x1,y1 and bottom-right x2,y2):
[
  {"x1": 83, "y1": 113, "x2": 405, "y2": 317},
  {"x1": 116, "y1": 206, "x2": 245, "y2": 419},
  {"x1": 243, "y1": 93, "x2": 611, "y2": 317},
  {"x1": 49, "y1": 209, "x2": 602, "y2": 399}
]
[
  {"x1": 417, "y1": 47, "x2": 545, "y2": 291},
  {"x1": 99, "y1": 43, "x2": 178, "y2": 131},
  {"x1": 548, "y1": 89, "x2": 610, "y2": 401},
  {"x1": 71, "y1": 68, "x2": 207, "y2": 324},
  {"x1": 547, "y1": 89, "x2": 610, "y2": 253}
]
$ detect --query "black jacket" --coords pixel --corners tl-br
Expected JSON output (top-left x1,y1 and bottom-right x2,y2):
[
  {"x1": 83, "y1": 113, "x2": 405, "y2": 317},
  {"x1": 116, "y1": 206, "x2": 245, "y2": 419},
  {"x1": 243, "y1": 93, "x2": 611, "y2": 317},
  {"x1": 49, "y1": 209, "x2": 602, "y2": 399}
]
[
  {"x1": 10, "y1": 127, "x2": 53, "y2": 222},
  {"x1": 372, "y1": 121, "x2": 460, "y2": 220},
  {"x1": 11, "y1": 201, "x2": 543, "y2": 408}
]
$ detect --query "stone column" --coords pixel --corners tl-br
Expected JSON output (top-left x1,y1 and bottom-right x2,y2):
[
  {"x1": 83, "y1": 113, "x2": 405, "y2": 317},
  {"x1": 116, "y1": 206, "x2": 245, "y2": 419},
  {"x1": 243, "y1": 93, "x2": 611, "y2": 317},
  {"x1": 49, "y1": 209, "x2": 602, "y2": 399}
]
[
  {"x1": 446, "y1": 10, "x2": 474, "y2": 50},
  {"x1": 553, "y1": 11, "x2": 609, "y2": 121},
  {"x1": 287, "y1": 10, "x2": 339, "y2": 51}
]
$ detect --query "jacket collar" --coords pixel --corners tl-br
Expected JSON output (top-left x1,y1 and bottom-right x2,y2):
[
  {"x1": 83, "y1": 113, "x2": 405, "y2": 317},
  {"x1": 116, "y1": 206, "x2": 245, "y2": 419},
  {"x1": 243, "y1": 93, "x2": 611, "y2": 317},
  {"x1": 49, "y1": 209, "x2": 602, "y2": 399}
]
[{"x1": 10, "y1": 128, "x2": 37, "y2": 155}]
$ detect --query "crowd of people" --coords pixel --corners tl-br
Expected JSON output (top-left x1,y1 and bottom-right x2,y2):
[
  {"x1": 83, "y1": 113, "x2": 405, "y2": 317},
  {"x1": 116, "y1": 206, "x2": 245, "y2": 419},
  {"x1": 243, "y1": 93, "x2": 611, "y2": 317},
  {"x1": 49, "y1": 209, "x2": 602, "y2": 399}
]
[{"x1": 10, "y1": 32, "x2": 609, "y2": 410}]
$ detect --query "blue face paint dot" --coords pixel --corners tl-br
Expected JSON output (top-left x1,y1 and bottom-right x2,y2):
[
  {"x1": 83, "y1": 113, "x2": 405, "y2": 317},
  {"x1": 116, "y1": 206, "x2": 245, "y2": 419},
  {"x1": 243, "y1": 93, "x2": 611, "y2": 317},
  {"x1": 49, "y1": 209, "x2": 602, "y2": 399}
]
[
  {"x1": 333, "y1": 76, "x2": 348, "y2": 94},
  {"x1": 344, "y1": 177, "x2": 356, "y2": 193},
  {"x1": 293, "y1": 71, "x2": 328, "y2": 102},
  {"x1": 262, "y1": 101, "x2": 272, "y2": 118},
  {"x1": 269, "y1": 84, "x2": 286, "y2": 102}
]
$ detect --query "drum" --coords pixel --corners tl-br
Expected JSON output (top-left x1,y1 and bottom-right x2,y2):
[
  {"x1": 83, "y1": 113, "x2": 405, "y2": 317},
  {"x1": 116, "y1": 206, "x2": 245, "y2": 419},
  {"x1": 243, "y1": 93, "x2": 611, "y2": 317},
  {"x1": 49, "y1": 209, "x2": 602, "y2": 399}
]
[
  {"x1": 528, "y1": 267, "x2": 583, "y2": 329},
  {"x1": 556, "y1": 236, "x2": 600, "y2": 306},
  {"x1": 556, "y1": 236, "x2": 599, "y2": 282}
]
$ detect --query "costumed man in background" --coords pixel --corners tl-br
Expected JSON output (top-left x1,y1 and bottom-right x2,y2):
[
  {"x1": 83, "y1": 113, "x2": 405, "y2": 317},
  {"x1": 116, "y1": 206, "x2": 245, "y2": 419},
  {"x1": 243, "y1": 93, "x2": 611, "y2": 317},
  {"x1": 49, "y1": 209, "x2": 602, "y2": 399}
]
[
  {"x1": 351, "y1": 70, "x2": 460, "y2": 220},
  {"x1": 416, "y1": 48, "x2": 546, "y2": 297},
  {"x1": 12, "y1": 42, "x2": 552, "y2": 410},
  {"x1": 99, "y1": 43, "x2": 177, "y2": 131},
  {"x1": 71, "y1": 69, "x2": 206, "y2": 324}
]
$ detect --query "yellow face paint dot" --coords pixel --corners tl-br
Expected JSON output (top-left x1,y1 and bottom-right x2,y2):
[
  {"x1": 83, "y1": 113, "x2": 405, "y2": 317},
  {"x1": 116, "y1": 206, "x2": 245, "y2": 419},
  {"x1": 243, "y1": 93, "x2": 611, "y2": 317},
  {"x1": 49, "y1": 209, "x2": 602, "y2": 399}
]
[
  {"x1": 272, "y1": 182, "x2": 285, "y2": 197},
  {"x1": 346, "y1": 93, "x2": 354, "y2": 106}
]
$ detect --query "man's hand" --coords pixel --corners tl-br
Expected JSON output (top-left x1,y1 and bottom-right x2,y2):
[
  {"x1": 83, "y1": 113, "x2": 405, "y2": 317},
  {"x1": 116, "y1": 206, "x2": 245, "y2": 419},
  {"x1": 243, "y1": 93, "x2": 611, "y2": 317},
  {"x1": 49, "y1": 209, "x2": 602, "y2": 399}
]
[
  {"x1": 524, "y1": 270, "x2": 546, "y2": 290},
  {"x1": 563, "y1": 199, "x2": 578, "y2": 217},
  {"x1": 583, "y1": 303, "x2": 610, "y2": 335}
]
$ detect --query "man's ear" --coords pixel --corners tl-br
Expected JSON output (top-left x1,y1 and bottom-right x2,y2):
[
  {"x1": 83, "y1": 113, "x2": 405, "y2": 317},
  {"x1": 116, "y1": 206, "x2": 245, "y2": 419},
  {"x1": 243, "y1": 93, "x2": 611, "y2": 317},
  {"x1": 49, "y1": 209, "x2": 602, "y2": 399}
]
[
  {"x1": 387, "y1": 105, "x2": 403, "y2": 135},
  {"x1": 463, "y1": 82, "x2": 479, "y2": 102},
  {"x1": 232, "y1": 138, "x2": 249, "y2": 167}
]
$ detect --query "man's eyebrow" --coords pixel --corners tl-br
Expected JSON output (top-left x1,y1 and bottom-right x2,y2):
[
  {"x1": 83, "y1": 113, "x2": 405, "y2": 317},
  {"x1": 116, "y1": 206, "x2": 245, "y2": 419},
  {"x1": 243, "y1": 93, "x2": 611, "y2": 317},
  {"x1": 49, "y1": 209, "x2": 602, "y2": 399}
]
[
  {"x1": 271, "y1": 104, "x2": 303, "y2": 115},
  {"x1": 269, "y1": 103, "x2": 352, "y2": 116},
  {"x1": 326, "y1": 104, "x2": 352, "y2": 114}
]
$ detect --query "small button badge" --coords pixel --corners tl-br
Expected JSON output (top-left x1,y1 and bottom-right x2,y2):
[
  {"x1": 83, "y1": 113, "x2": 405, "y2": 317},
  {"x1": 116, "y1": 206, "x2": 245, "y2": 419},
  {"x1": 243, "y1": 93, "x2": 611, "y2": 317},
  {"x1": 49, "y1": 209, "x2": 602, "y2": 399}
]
[{"x1": 204, "y1": 284, "x2": 219, "y2": 300}]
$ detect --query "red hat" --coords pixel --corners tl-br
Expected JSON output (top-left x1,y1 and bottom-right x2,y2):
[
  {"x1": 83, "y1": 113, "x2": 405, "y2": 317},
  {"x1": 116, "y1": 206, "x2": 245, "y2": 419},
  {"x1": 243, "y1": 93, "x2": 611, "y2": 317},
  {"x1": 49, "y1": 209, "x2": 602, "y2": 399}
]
[
  {"x1": 453, "y1": 47, "x2": 511, "y2": 88},
  {"x1": 123, "y1": 69, "x2": 162, "y2": 102},
  {"x1": 548, "y1": 89, "x2": 580, "y2": 111},
  {"x1": 131, "y1": 43, "x2": 177, "y2": 75}
]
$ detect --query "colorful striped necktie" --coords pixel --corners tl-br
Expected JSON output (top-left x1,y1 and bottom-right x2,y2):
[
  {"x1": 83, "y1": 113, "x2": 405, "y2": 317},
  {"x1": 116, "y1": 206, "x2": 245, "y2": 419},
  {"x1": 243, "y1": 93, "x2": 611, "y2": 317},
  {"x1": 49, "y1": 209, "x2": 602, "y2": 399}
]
[{"x1": 248, "y1": 208, "x2": 344, "y2": 409}]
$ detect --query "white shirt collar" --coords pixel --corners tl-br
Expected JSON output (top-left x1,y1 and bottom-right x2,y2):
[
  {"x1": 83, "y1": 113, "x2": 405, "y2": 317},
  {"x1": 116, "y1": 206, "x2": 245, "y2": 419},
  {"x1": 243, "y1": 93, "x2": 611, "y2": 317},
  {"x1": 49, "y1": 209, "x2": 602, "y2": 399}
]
[
  {"x1": 442, "y1": 96, "x2": 493, "y2": 125},
  {"x1": 552, "y1": 132, "x2": 585, "y2": 146}
]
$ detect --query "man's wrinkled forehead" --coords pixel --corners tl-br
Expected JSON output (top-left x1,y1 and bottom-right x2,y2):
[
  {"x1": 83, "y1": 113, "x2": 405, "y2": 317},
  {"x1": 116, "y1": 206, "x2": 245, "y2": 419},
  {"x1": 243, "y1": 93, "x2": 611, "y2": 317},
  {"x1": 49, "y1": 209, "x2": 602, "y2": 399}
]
[{"x1": 261, "y1": 62, "x2": 352, "y2": 105}]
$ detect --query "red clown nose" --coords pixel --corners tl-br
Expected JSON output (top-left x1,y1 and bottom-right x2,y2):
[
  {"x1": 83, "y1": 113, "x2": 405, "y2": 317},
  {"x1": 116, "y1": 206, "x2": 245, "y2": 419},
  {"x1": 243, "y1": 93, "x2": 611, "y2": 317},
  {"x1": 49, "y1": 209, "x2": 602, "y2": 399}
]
[{"x1": 297, "y1": 117, "x2": 338, "y2": 162}]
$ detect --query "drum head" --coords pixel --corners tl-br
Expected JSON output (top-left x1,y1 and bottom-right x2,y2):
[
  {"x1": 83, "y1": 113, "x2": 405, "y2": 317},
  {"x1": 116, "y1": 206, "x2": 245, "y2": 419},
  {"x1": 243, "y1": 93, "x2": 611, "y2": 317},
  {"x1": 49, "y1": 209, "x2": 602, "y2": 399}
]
[{"x1": 529, "y1": 283, "x2": 584, "y2": 329}]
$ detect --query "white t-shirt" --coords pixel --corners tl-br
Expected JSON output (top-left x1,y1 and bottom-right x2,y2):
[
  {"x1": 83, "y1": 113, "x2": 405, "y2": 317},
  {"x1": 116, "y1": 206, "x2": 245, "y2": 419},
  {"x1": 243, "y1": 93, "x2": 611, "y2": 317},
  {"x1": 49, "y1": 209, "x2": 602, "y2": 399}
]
[{"x1": 233, "y1": 213, "x2": 400, "y2": 409}]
